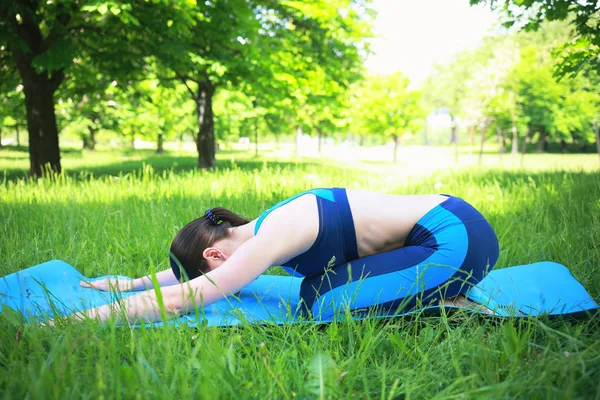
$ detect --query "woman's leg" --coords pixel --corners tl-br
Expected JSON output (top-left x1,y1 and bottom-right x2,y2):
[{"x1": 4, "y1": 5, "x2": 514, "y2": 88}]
[{"x1": 300, "y1": 196, "x2": 499, "y2": 319}]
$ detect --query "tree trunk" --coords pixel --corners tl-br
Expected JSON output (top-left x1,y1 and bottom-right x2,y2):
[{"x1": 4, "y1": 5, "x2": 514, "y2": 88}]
[
  {"x1": 194, "y1": 81, "x2": 216, "y2": 169},
  {"x1": 536, "y1": 130, "x2": 548, "y2": 153},
  {"x1": 478, "y1": 120, "x2": 489, "y2": 165},
  {"x1": 254, "y1": 118, "x2": 258, "y2": 157},
  {"x1": 22, "y1": 82, "x2": 62, "y2": 175},
  {"x1": 252, "y1": 99, "x2": 258, "y2": 157},
  {"x1": 16, "y1": 123, "x2": 20, "y2": 147},
  {"x1": 295, "y1": 125, "x2": 302, "y2": 158},
  {"x1": 157, "y1": 133, "x2": 164, "y2": 154},
  {"x1": 452, "y1": 119, "x2": 459, "y2": 163},
  {"x1": 594, "y1": 119, "x2": 599, "y2": 165},
  {"x1": 468, "y1": 125, "x2": 475, "y2": 154},
  {"x1": 131, "y1": 133, "x2": 135, "y2": 149},
  {"x1": 560, "y1": 138, "x2": 567, "y2": 154},
  {"x1": 0, "y1": 126, "x2": 3, "y2": 150},
  {"x1": 85, "y1": 125, "x2": 96, "y2": 150},
  {"x1": 511, "y1": 119, "x2": 518, "y2": 154},
  {"x1": 317, "y1": 128, "x2": 323, "y2": 155},
  {"x1": 521, "y1": 128, "x2": 530, "y2": 167},
  {"x1": 10, "y1": 10, "x2": 65, "y2": 176},
  {"x1": 392, "y1": 134, "x2": 399, "y2": 163},
  {"x1": 450, "y1": 115, "x2": 457, "y2": 144},
  {"x1": 497, "y1": 126, "x2": 505, "y2": 154}
]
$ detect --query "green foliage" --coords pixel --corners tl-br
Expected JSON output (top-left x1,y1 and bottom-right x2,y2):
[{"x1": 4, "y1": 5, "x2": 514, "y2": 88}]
[
  {"x1": 423, "y1": 21, "x2": 600, "y2": 151},
  {"x1": 0, "y1": 84, "x2": 26, "y2": 135},
  {"x1": 241, "y1": 0, "x2": 374, "y2": 141},
  {"x1": 213, "y1": 89, "x2": 255, "y2": 141},
  {"x1": 355, "y1": 72, "x2": 425, "y2": 160},
  {"x1": 471, "y1": 0, "x2": 600, "y2": 77},
  {"x1": 0, "y1": 0, "x2": 375, "y2": 170}
]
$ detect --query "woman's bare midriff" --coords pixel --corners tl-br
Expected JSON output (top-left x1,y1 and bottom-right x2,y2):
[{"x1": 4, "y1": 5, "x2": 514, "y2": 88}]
[{"x1": 346, "y1": 190, "x2": 449, "y2": 258}]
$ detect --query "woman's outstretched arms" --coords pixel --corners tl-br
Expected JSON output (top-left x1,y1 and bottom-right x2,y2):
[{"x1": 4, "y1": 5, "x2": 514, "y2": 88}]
[
  {"x1": 79, "y1": 268, "x2": 180, "y2": 292},
  {"x1": 70, "y1": 234, "x2": 298, "y2": 323},
  {"x1": 66, "y1": 194, "x2": 318, "y2": 323}
]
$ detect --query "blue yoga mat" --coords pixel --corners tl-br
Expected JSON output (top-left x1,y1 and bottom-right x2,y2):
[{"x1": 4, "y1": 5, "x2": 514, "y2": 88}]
[{"x1": 0, "y1": 260, "x2": 597, "y2": 327}]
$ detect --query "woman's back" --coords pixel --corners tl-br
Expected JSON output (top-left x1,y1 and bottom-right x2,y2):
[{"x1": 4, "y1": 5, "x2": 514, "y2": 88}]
[
  {"x1": 346, "y1": 190, "x2": 448, "y2": 257},
  {"x1": 254, "y1": 188, "x2": 448, "y2": 276}
]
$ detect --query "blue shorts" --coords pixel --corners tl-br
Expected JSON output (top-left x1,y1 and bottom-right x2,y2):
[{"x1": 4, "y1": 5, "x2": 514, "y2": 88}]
[{"x1": 299, "y1": 195, "x2": 500, "y2": 319}]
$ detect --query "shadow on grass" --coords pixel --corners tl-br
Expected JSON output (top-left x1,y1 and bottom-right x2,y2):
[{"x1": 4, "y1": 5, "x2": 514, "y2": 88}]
[
  {"x1": 1, "y1": 147, "x2": 323, "y2": 181},
  {"x1": 1, "y1": 144, "x2": 84, "y2": 155}
]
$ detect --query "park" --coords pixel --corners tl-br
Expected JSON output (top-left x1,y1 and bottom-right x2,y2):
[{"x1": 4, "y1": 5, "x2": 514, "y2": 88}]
[{"x1": 1, "y1": 0, "x2": 599, "y2": 398}]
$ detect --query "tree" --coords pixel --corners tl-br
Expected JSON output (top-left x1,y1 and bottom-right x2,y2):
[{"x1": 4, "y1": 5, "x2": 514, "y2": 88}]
[
  {"x1": 459, "y1": 36, "x2": 520, "y2": 161},
  {"x1": 423, "y1": 19, "x2": 599, "y2": 156},
  {"x1": 355, "y1": 72, "x2": 425, "y2": 162},
  {"x1": 213, "y1": 89, "x2": 254, "y2": 144},
  {"x1": 470, "y1": 0, "x2": 600, "y2": 78},
  {"x1": 0, "y1": 1, "x2": 185, "y2": 175},
  {"x1": 141, "y1": 81, "x2": 196, "y2": 154},
  {"x1": 553, "y1": 74, "x2": 600, "y2": 151},
  {"x1": 55, "y1": 79, "x2": 120, "y2": 151},
  {"x1": 422, "y1": 50, "x2": 481, "y2": 146},
  {"x1": 0, "y1": 2, "x2": 67, "y2": 173},
  {"x1": 240, "y1": 0, "x2": 373, "y2": 159},
  {"x1": 0, "y1": 44, "x2": 26, "y2": 148},
  {"x1": 147, "y1": 0, "x2": 374, "y2": 167},
  {"x1": 0, "y1": 84, "x2": 26, "y2": 148}
]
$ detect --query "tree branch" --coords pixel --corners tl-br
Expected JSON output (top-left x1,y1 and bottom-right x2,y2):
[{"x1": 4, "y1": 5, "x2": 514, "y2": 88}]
[
  {"x1": 156, "y1": 75, "x2": 190, "y2": 82},
  {"x1": 49, "y1": 69, "x2": 65, "y2": 91},
  {"x1": 8, "y1": 6, "x2": 44, "y2": 54},
  {"x1": 177, "y1": 73, "x2": 198, "y2": 101},
  {"x1": 45, "y1": 3, "x2": 74, "y2": 50}
]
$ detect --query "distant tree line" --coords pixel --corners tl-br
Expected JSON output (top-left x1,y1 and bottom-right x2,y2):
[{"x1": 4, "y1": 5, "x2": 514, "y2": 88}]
[{"x1": 422, "y1": 20, "x2": 600, "y2": 159}]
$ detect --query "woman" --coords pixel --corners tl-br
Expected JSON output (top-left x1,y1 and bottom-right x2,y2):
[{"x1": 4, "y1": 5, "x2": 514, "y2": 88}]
[{"x1": 76, "y1": 188, "x2": 499, "y2": 323}]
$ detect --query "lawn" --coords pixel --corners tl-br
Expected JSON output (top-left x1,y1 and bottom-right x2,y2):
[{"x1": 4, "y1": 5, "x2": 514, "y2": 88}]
[{"x1": 1, "y1": 146, "x2": 599, "y2": 399}]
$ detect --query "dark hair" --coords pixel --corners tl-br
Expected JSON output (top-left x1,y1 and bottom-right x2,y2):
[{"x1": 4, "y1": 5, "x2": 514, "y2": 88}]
[{"x1": 170, "y1": 207, "x2": 250, "y2": 281}]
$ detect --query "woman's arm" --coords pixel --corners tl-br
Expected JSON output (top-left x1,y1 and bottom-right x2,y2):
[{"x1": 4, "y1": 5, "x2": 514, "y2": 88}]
[
  {"x1": 127, "y1": 268, "x2": 181, "y2": 290},
  {"x1": 71, "y1": 234, "x2": 295, "y2": 323},
  {"x1": 67, "y1": 195, "x2": 319, "y2": 323},
  {"x1": 79, "y1": 268, "x2": 180, "y2": 292}
]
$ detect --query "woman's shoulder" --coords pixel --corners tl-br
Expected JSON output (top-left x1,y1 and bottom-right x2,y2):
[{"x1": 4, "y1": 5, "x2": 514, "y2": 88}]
[
  {"x1": 254, "y1": 188, "x2": 334, "y2": 234},
  {"x1": 252, "y1": 193, "x2": 321, "y2": 262}
]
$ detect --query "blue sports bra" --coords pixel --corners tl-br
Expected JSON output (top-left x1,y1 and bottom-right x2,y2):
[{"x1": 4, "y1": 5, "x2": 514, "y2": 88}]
[{"x1": 254, "y1": 188, "x2": 359, "y2": 277}]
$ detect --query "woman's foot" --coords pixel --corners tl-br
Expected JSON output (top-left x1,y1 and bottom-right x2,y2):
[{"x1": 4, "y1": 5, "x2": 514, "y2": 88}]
[{"x1": 440, "y1": 295, "x2": 495, "y2": 315}]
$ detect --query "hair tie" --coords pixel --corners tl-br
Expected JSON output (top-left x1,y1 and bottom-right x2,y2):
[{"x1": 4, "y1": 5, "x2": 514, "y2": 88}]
[{"x1": 205, "y1": 208, "x2": 223, "y2": 226}]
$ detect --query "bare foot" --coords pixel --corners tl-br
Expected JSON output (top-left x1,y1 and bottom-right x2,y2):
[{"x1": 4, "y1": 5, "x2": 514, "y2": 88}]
[{"x1": 440, "y1": 295, "x2": 495, "y2": 315}]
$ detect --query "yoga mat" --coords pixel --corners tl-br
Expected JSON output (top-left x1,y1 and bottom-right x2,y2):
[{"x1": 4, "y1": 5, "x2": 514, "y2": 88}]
[{"x1": 0, "y1": 260, "x2": 597, "y2": 327}]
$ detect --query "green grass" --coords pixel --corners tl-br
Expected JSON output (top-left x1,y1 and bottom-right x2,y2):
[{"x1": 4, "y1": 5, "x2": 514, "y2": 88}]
[{"x1": 1, "y1": 146, "x2": 599, "y2": 399}]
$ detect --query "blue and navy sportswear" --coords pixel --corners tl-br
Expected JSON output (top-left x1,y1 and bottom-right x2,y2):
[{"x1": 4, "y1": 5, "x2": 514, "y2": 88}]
[{"x1": 257, "y1": 188, "x2": 499, "y2": 319}]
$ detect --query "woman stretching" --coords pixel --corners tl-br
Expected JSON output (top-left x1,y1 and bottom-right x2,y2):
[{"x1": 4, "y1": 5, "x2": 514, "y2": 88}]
[{"x1": 76, "y1": 188, "x2": 499, "y2": 323}]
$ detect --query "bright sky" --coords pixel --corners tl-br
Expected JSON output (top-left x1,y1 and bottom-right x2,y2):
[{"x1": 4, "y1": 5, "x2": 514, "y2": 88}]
[{"x1": 365, "y1": 0, "x2": 500, "y2": 86}]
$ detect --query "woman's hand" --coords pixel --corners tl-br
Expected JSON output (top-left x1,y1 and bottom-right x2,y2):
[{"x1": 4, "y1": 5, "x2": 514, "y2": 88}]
[{"x1": 80, "y1": 278, "x2": 133, "y2": 292}]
